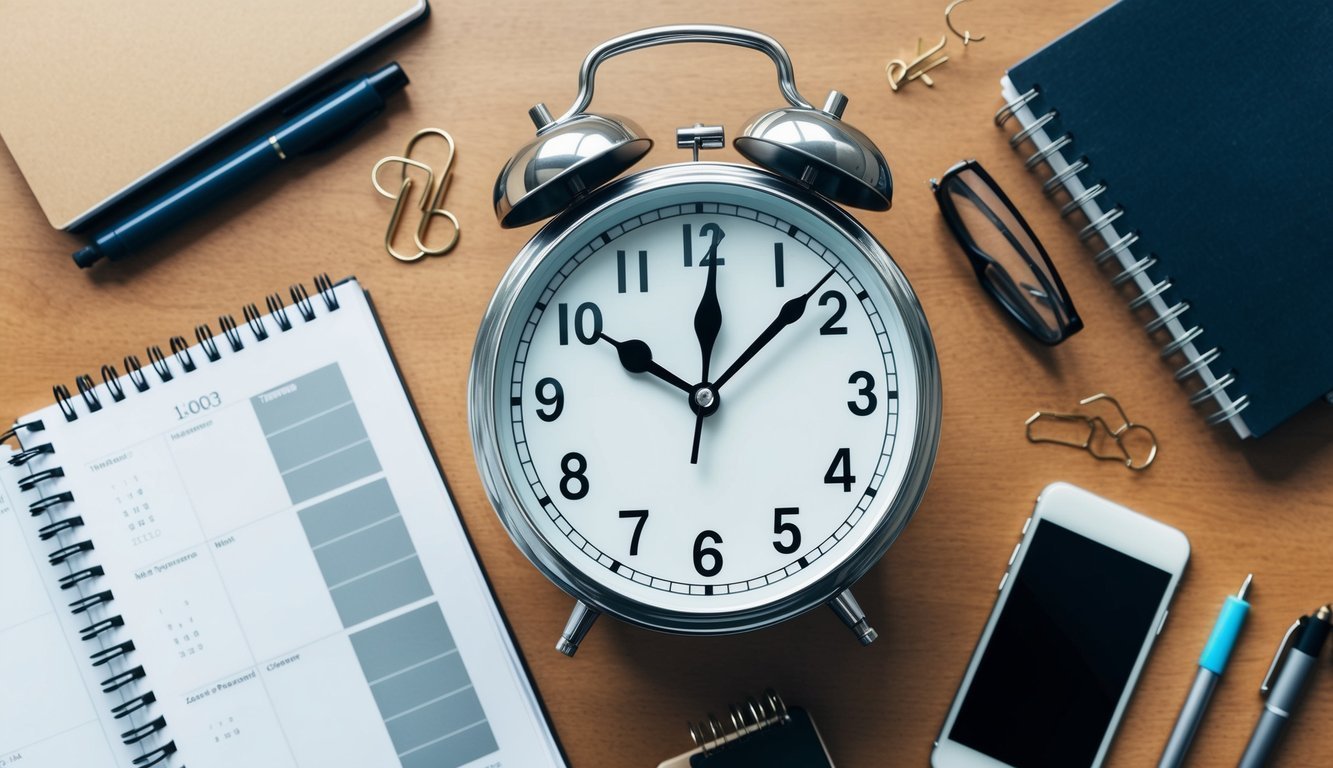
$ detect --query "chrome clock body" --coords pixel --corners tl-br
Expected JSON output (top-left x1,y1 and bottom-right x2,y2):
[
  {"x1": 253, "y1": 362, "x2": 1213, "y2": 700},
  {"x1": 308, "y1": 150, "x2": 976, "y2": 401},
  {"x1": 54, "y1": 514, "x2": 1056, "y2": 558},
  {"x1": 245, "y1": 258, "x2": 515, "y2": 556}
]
[{"x1": 469, "y1": 162, "x2": 941, "y2": 651}]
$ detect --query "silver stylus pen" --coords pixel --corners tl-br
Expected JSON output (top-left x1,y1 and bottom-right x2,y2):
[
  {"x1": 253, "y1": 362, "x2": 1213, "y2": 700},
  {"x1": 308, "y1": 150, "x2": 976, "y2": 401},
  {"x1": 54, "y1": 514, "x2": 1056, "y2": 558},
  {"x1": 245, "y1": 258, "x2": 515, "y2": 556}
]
[
  {"x1": 1157, "y1": 575, "x2": 1252, "y2": 768},
  {"x1": 1238, "y1": 603, "x2": 1332, "y2": 768}
]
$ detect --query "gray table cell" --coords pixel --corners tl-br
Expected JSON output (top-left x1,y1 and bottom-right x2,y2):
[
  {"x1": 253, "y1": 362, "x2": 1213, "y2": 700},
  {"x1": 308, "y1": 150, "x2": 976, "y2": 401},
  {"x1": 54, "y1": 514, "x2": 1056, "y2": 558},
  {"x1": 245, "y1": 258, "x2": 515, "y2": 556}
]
[
  {"x1": 370, "y1": 652, "x2": 472, "y2": 720},
  {"x1": 331, "y1": 556, "x2": 432, "y2": 629},
  {"x1": 398, "y1": 719, "x2": 499, "y2": 768},
  {"x1": 282, "y1": 440, "x2": 382, "y2": 503},
  {"x1": 298, "y1": 479, "x2": 399, "y2": 548},
  {"x1": 252, "y1": 363, "x2": 353, "y2": 435},
  {"x1": 314, "y1": 515, "x2": 416, "y2": 588},
  {"x1": 267, "y1": 403, "x2": 369, "y2": 471},
  {"x1": 350, "y1": 604, "x2": 457, "y2": 682},
  {"x1": 386, "y1": 685, "x2": 488, "y2": 756}
]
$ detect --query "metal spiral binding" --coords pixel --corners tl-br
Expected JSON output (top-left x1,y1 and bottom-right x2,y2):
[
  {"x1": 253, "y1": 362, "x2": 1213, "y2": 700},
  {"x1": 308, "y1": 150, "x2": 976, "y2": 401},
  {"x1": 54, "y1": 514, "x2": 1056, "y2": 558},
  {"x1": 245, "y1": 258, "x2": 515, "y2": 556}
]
[
  {"x1": 0, "y1": 274, "x2": 342, "y2": 767},
  {"x1": 997, "y1": 86, "x2": 1251, "y2": 428},
  {"x1": 687, "y1": 690, "x2": 790, "y2": 758}
]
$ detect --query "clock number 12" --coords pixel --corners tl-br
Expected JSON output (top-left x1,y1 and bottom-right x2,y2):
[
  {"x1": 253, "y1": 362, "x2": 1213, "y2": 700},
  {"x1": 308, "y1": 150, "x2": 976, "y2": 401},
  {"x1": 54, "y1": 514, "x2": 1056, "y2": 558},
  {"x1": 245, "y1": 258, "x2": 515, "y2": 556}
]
[{"x1": 682, "y1": 223, "x2": 726, "y2": 267}]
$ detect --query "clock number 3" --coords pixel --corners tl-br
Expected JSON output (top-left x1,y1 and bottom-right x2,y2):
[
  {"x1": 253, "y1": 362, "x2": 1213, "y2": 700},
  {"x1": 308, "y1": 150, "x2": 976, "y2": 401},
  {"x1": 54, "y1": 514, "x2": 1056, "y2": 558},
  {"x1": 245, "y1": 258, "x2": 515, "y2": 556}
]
[
  {"x1": 559, "y1": 452, "x2": 589, "y2": 500},
  {"x1": 847, "y1": 371, "x2": 877, "y2": 416}
]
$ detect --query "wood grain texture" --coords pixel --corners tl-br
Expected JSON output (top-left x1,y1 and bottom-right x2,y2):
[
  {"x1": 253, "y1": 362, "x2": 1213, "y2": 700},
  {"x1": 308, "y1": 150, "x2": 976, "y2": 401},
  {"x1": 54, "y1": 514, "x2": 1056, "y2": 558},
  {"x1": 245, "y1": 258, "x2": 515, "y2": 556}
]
[{"x1": 2, "y1": 1, "x2": 1330, "y2": 766}]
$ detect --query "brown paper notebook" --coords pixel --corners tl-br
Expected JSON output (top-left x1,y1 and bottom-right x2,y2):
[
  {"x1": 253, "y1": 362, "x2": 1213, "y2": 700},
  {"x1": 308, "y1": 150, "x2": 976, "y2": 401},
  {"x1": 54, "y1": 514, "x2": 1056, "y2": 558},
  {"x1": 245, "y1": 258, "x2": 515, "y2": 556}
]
[{"x1": 0, "y1": 0, "x2": 427, "y2": 230}]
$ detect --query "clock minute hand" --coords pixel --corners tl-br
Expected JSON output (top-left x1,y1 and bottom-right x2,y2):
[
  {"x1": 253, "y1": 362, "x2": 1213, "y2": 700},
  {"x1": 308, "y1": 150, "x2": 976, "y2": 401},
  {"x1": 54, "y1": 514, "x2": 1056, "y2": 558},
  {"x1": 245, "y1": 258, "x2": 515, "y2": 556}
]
[
  {"x1": 690, "y1": 224, "x2": 724, "y2": 465},
  {"x1": 597, "y1": 333, "x2": 693, "y2": 394},
  {"x1": 713, "y1": 268, "x2": 837, "y2": 391}
]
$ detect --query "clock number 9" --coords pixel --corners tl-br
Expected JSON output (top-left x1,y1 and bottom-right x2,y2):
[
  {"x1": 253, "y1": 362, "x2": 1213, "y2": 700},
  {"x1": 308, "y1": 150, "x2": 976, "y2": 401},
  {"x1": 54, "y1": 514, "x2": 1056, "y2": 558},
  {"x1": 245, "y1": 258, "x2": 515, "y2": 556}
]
[
  {"x1": 847, "y1": 371, "x2": 877, "y2": 416},
  {"x1": 772, "y1": 507, "x2": 801, "y2": 555},
  {"x1": 534, "y1": 377, "x2": 564, "y2": 421},
  {"x1": 558, "y1": 302, "x2": 602, "y2": 345},
  {"x1": 559, "y1": 452, "x2": 589, "y2": 500},
  {"x1": 692, "y1": 530, "x2": 724, "y2": 577}
]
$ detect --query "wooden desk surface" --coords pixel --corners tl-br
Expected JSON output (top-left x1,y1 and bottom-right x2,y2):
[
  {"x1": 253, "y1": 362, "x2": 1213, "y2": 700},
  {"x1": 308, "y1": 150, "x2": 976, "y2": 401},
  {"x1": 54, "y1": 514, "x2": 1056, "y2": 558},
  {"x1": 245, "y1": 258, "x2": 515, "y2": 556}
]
[{"x1": 2, "y1": 1, "x2": 1330, "y2": 766}]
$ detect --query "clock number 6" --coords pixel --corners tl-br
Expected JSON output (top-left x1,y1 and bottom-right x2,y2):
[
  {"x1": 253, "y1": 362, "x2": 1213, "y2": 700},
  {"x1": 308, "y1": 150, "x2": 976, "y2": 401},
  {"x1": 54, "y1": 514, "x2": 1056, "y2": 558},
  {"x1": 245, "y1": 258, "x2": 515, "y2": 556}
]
[
  {"x1": 618, "y1": 509, "x2": 648, "y2": 556},
  {"x1": 772, "y1": 507, "x2": 801, "y2": 555},
  {"x1": 847, "y1": 371, "x2": 877, "y2": 416},
  {"x1": 824, "y1": 448, "x2": 856, "y2": 492},
  {"x1": 692, "y1": 530, "x2": 723, "y2": 577},
  {"x1": 558, "y1": 302, "x2": 602, "y2": 345},
  {"x1": 559, "y1": 452, "x2": 589, "y2": 500}
]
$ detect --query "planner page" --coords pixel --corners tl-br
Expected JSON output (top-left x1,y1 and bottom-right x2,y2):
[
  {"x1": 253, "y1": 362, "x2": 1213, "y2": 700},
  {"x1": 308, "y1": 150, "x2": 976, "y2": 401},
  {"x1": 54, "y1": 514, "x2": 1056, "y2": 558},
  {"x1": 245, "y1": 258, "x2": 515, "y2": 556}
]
[
  {"x1": 12, "y1": 278, "x2": 565, "y2": 768},
  {"x1": 0, "y1": 457, "x2": 126, "y2": 767}
]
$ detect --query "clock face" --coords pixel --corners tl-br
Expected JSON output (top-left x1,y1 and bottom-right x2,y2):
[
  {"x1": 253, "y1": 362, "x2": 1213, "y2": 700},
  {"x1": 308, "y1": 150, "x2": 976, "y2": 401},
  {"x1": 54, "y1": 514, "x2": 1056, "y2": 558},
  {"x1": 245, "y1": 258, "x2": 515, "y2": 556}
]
[{"x1": 478, "y1": 166, "x2": 936, "y2": 624}]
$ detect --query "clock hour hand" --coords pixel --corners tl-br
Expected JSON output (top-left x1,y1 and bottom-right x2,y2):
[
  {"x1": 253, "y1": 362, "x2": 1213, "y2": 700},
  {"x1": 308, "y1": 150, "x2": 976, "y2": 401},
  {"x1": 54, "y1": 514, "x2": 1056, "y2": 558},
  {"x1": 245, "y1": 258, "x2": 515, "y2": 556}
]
[
  {"x1": 713, "y1": 268, "x2": 837, "y2": 391},
  {"x1": 597, "y1": 333, "x2": 692, "y2": 394}
]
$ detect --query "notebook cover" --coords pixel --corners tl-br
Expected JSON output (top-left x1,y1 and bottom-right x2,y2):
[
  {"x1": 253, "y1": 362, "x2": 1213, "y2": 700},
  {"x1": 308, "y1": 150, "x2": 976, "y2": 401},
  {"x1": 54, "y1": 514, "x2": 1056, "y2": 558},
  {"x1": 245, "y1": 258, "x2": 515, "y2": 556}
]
[
  {"x1": 1007, "y1": 0, "x2": 1333, "y2": 438},
  {"x1": 0, "y1": 0, "x2": 426, "y2": 230},
  {"x1": 689, "y1": 708, "x2": 833, "y2": 768}
]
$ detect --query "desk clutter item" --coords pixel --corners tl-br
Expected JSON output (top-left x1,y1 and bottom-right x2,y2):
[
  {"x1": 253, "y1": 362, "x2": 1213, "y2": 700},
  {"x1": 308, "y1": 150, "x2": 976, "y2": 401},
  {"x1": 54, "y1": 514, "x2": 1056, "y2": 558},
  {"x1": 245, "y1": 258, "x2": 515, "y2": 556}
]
[
  {"x1": 0, "y1": 0, "x2": 428, "y2": 230},
  {"x1": 1026, "y1": 393, "x2": 1157, "y2": 471},
  {"x1": 655, "y1": 691, "x2": 835, "y2": 768},
  {"x1": 472, "y1": 25, "x2": 941, "y2": 657},
  {"x1": 886, "y1": 36, "x2": 950, "y2": 91},
  {"x1": 1241, "y1": 604, "x2": 1332, "y2": 767},
  {"x1": 995, "y1": 0, "x2": 1333, "y2": 438},
  {"x1": 1159, "y1": 575, "x2": 1253, "y2": 768},
  {"x1": 372, "y1": 128, "x2": 461, "y2": 261},
  {"x1": 74, "y1": 63, "x2": 410, "y2": 269},
  {"x1": 0, "y1": 276, "x2": 566, "y2": 768},
  {"x1": 932, "y1": 159, "x2": 1083, "y2": 345}
]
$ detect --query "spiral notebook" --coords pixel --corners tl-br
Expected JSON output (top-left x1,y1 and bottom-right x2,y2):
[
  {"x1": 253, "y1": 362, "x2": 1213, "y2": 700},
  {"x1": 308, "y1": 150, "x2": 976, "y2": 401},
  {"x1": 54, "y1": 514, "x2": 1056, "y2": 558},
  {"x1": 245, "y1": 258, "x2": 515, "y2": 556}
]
[
  {"x1": 996, "y1": 0, "x2": 1333, "y2": 438},
  {"x1": 655, "y1": 692, "x2": 835, "y2": 768},
  {"x1": 0, "y1": 276, "x2": 567, "y2": 768}
]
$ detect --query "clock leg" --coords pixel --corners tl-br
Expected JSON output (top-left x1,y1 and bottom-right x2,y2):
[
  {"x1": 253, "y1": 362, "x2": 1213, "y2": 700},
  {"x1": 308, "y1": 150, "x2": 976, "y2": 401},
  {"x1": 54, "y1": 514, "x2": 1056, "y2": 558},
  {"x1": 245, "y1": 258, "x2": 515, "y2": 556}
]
[
  {"x1": 556, "y1": 600, "x2": 601, "y2": 657},
  {"x1": 828, "y1": 588, "x2": 879, "y2": 646}
]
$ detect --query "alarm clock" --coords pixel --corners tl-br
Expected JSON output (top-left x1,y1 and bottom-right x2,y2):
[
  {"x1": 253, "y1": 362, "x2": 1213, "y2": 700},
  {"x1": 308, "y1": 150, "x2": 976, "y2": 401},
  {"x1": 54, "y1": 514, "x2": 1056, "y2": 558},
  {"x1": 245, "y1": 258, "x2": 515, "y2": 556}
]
[{"x1": 469, "y1": 25, "x2": 941, "y2": 656}]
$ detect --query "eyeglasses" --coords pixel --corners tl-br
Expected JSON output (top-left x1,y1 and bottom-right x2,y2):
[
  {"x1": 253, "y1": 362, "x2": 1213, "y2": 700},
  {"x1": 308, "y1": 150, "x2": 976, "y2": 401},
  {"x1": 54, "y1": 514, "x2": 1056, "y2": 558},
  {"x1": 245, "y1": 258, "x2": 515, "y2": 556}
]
[{"x1": 931, "y1": 159, "x2": 1083, "y2": 345}]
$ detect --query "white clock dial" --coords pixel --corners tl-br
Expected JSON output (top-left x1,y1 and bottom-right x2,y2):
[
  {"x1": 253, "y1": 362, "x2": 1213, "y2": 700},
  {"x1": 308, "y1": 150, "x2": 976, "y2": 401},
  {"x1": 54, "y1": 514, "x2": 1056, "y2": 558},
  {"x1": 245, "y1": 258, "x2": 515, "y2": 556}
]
[{"x1": 482, "y1": 171, "x2": 930, "y2": 619}]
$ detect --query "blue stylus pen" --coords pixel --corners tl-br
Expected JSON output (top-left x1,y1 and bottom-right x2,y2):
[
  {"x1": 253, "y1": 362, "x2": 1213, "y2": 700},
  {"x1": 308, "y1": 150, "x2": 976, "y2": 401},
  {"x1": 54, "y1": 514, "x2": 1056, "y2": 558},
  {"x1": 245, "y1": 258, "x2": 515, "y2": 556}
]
[
  {"x1": 72, "y1": 62, "x2": 409, "y2": 268},
  {"x1": 1157, "y1": 574, "x2": 1253, "y2": 768}
]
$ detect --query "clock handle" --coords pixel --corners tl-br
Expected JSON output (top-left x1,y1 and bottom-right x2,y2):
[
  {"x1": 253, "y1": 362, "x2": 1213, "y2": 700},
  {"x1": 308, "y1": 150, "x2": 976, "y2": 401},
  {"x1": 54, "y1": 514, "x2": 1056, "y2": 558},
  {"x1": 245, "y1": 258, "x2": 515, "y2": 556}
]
[
  {"x1": 552, "y1": 24, "x2": 816, "y2": 125},
  {"x1": 829, "y1": 588, "x2": 879, "y2": 646},
  {"x1": 556, "y1": 600, "x2": 601, "y2": 657}
]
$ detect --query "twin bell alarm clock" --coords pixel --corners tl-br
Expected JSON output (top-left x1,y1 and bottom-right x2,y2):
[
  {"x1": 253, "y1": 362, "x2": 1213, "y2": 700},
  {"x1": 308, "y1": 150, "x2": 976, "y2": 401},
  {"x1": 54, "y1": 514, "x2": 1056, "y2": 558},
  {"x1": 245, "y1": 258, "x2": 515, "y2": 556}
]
[{"x1": 469, "y1": 25, "x2": 941, "y2": 656}]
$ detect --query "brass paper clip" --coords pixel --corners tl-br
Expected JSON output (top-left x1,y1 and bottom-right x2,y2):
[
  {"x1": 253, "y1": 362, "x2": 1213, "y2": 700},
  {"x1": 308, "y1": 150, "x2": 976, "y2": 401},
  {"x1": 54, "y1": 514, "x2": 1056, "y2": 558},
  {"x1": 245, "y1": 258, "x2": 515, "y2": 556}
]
[
  {"x1": 371, "y1": 128, "x2": 460, "y2": 262},
  {"x1": 886, "y1": 35, "x2": 950, "y2": 92},
  {"x1": 945, "y1": 0, "x2": 987, "y2": 46},
  {"x1": 1025, "y1": 393, "x2": 1158, "y2": 471}
]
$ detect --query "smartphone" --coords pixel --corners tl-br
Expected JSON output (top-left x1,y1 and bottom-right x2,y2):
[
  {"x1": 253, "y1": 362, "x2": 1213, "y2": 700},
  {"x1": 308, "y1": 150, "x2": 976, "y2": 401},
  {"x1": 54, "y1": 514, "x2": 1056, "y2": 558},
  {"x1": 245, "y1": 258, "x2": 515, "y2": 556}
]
[{"x1": 931, "y1": 482, "x2": 1189, "y2": 768}]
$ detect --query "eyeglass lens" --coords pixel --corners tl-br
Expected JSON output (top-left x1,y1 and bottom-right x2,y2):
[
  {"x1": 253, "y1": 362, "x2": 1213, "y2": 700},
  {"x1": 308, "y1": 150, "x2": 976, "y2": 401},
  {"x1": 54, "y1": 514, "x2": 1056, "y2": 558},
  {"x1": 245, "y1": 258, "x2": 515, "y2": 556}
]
[{"x1": 942, "y1": 168, "x2": 1073, "y2": 341}]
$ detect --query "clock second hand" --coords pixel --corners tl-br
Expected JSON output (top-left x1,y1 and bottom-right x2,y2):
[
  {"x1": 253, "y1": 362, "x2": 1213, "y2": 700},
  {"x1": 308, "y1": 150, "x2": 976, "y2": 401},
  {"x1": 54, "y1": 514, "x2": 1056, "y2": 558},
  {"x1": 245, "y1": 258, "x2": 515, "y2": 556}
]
[{"x1": 712, "y1": 267, "x2": 838, "y2": 392}]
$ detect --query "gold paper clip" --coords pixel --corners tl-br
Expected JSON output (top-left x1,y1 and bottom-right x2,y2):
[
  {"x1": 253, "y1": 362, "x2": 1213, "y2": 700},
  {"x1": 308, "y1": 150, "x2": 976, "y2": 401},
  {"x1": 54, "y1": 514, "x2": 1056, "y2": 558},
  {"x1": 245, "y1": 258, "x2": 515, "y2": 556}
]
[
  {"x1": 945, "y1": 0, "x2": 987, "y2": 46},
  {"x1": 371, "y1": 128, "x2": 460, "y2": 262},
  {"x1": 1025, "y1": 393, "x2": 1158, "y2": 471},
  {"x1": 886, "y1": 35, "x2": 950, "y2": 92}
]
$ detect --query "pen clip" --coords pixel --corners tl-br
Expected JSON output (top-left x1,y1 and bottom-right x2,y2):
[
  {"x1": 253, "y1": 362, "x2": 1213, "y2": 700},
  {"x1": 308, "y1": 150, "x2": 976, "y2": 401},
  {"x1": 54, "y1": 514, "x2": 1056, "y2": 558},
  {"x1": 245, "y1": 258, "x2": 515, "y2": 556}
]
[{"x1": 1260, "y1": 616, "x2": 1307, "y2": 696}]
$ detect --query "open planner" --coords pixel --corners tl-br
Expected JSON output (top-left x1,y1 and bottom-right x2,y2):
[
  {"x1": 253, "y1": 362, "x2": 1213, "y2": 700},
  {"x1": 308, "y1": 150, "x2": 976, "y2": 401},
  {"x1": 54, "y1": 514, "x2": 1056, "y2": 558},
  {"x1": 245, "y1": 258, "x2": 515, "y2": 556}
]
[{"x1": 0, "y1": 276, "x2": 567, "y2": 768}]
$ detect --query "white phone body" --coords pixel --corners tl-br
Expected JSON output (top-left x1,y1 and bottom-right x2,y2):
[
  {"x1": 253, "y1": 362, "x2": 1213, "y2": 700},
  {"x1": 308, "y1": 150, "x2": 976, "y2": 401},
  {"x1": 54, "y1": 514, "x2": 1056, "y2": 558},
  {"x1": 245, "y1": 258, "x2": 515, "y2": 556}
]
[{"x1": 931, "y1": 482, "x2": 1189, "y2": 768}]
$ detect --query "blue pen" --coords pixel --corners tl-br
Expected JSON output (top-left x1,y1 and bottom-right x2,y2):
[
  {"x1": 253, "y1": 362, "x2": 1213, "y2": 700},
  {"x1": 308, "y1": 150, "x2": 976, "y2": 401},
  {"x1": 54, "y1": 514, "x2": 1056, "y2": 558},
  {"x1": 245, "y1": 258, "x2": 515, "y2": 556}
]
[
  {"x1": 1157, "y1": 574, "x2": 1253, "y2": 768},
  {"x1": 73, "y1": 62, "x2": 409, "y2": 268}
]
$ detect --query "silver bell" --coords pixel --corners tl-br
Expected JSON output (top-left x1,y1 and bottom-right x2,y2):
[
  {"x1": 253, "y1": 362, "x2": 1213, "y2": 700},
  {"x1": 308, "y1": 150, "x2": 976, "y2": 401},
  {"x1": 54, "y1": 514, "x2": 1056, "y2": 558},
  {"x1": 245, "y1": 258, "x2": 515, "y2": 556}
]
[
  {"x1": 493, "y1": 105, "x2": 652, "y2": 228},
  {"x1": 736, "y1": 90, "x2": 892, "y2": 211}
]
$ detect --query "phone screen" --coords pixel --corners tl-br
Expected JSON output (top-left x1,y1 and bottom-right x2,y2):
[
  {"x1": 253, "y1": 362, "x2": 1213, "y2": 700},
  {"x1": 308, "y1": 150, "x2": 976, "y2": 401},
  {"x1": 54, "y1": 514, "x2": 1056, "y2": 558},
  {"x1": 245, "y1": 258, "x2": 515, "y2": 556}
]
[{"x1": 947, "y1": 519, "x2": 1170, "y2": 767}]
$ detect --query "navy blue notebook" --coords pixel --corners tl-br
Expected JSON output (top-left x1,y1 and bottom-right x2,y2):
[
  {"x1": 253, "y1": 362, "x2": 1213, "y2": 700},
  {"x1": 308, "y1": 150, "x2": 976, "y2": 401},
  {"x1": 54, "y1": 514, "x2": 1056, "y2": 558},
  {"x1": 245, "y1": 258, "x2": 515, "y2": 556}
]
[{"x1": 998, "y1": 0, "x2": 1333, "y2": 438}]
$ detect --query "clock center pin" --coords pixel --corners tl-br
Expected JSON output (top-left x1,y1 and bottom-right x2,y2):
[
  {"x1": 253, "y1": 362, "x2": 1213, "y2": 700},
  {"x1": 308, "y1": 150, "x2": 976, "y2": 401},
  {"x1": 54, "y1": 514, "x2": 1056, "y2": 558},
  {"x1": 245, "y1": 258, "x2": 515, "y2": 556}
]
[{"x1": 691, "y1": 384, "x2": 720, "y2": 416}]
